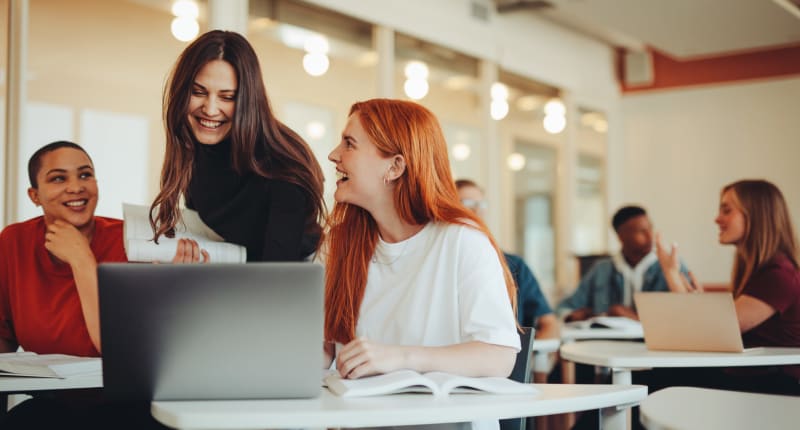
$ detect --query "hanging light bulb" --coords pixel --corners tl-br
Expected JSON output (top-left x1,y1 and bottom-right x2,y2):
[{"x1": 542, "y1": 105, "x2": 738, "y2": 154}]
[
  {"x1": 303, "y1": 52, "x2": 330, "y2": 77},
  {"x1": 544, "y1": 98, "x2": 566, "y2": 116},
  {"x1": 171, "y1": 0, "x2": 199, "y2": 19},
  {"x1": 489, "y1": 82, "x2": 509, "y2": 121},
  {"x1": 170, "y1": 0, "x2": 199, "y2": 42},
  {"x1": 171, "y1": 16, "x2": 199, "y2": 42},
  {"x1": 507, "y1": 153, "x2": 527, "y2": 171},
  {"x1": 490, "y1": 99, "x2": 509, "y2": 120},
  {"x1": 543, "y1": 114, "x2": 567, "y2": 134},
  {"x1": 451, "y1": 143, "x2": 471, "y2": 161},
  {"x1": 404, "y1": 78, "x2": 429, "y2": 100}
]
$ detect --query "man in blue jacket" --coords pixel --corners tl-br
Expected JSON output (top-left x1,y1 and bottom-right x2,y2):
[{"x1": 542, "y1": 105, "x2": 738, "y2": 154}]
[
  {"x1": 455, "y1": 179, "x2": 558, "y2": 340},
  {"x1": 557, "y1": 205, "x2": 691, "y2": 322}
]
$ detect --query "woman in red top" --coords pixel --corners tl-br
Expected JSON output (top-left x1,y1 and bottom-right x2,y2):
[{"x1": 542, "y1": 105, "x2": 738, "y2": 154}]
[
  {"x1": 0, "y1": 141, "x2": 197, "y2": 429},
  {"x1": 657, "y1": 179, "x2": 800, "y2": 394},
  {"x1": 0, "y1": 140, "x2": 127, "y2": 356}
]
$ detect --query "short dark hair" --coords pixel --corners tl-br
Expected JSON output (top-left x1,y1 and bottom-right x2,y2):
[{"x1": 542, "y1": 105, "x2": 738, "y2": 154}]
[
  {"x1": 612, "y1": 205, "x2": 647, "y2": 231},
  {"x1": 28, "y1": 140, "x2": 92, "y2": 188},
  {"x1": 455, "y1": 179, "x2": 481, "y2": 191}
]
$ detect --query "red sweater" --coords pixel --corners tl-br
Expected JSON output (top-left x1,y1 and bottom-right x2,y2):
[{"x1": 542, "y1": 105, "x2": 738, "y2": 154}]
[{"x1": 0, "y1": 216, "x2": 127, "y2": 356}]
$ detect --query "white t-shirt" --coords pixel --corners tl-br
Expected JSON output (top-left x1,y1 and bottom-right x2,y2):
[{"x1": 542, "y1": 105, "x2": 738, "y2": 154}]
[
  {"x1": 355, "y1": 222, "x2": 520, "y2": 430},
  {"x1": 357, "y1": 221, "x2": 520, "y2": 350}
]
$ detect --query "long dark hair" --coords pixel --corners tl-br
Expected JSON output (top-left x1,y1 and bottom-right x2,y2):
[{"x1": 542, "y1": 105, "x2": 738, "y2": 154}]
[{"x1": 150, "y1": 30, "x2": 325, "y2": 246}]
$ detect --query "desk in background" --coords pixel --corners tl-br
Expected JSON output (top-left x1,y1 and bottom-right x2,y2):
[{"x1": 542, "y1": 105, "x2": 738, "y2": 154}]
[
  {"x1": 640, "y1": 386, "x2": 800, "y2": 430},
  {"x1": 152, "y1": 384, "x2": 647, "y2": 430},
  {"x1": 559, "y1": 340, "x2": 800, "y2": 385},
  {"x1": 560, "y1": 340, "x2": 800, "y2": 428}
]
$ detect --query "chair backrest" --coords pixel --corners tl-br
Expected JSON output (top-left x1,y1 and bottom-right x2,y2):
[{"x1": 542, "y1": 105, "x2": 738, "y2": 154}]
[
  {"x1": 508, "y1": 326, "x2": 535, "y2": 383},
  {"x1": 500, "y1": 327, "x2": 535, "y2": 430}
]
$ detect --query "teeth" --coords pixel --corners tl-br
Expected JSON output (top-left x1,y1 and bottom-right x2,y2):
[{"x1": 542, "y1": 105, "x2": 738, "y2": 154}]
[
  {"x1": 199, "y1": 119, "x2": 222, "y2": 129},
  {"x1": 65, "y1": 200, "x2": 87, "y2": 207},
  {"x1": 336, "y1": 171, "x2": 348, "y2": 180}
]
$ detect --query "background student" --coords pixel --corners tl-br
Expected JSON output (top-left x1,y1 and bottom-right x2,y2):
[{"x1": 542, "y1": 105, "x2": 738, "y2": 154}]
[
  {"x1": 0, "y1": 141, "x2": 171, "y2": 429},
  {"x1": 557, "y1": 205, "x2": 691, "y2": 322},
  {"x1": 656, "y1": 179, "x2": 800, "y2": 394},
  {"x1": 455, "y1": 179, "x2": 558, "y2": 340},
  {"x1": 324, "y1": 100, "x2": 519, "y2": 430},
  {"x1": 150, "y1": 30, "x2": 326, "y2": 262}
]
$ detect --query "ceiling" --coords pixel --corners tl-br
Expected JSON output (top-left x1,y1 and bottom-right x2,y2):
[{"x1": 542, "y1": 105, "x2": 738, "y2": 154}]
[{"x1": 495, "y1": 0, "x2": 800, "y2": 58}]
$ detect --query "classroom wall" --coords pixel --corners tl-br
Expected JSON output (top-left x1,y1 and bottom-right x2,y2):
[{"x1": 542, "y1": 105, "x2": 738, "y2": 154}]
[{"x1": 619, "y1": 76, "x2": 800, "y2": 283}]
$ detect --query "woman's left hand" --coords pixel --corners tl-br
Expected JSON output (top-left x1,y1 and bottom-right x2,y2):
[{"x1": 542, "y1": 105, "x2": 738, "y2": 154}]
[{"x1": 336, "y1": 337, "x2": 404, "y2": 379}]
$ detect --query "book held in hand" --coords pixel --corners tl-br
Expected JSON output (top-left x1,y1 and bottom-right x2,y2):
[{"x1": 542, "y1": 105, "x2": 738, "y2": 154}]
[
  {"x1": 0, "y1": 352, "x2": 101, "y2": 378},
  {"x1": 324, "y1": 370, "x2": 539, "y2": 398},
  {"x1": 123, "y1": 203, "x2": 246, "y2": 263}
]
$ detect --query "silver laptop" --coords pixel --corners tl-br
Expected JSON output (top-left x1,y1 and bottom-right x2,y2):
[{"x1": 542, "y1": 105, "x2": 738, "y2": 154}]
[
  {"x1": 98, "y1": 262, "x2": 324, "y2": 401},
  {"x1": 634, "y1": 292, "x2": 744, "y2": 352}
]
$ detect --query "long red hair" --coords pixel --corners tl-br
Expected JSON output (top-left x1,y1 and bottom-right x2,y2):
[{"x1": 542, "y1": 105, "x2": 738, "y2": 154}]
[{"x1": 324, "y1": 99, "x2": 516, "y2": 343}]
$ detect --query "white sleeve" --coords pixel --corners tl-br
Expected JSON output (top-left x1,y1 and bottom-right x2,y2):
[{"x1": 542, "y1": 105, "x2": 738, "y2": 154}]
[{"x1": 456, "y1": 226, "x2": 521, "y2": 351}]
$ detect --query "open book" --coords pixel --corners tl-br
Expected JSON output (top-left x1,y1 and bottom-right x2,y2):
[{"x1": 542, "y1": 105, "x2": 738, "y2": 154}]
[
  {"x1": 324, "y1": 370, "x2": 539, "y2": 398},
  {"x1": 123, "y1": 203, "x2": 246, "y2": 263},
  {"x1": 0, "y1": 352, "x2": 101, "y2": 378},
  {"x1": 565, "y1": 316, "x2": 643, "y2": 333}
]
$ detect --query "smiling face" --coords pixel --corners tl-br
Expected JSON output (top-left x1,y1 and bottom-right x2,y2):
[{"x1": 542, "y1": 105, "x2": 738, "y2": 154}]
[
  {"x1": 187, "y1": 60, "x2": 238, "y2": 145},
  {"x1": 27, "y1": 147, "x2": 98, "y2": 234},
  {"x1": 716, "y1": 189, "x2": 747, "y2": 245},
  {"x1": 327, "y1": 113, "x2": 394, "y2": 212}
]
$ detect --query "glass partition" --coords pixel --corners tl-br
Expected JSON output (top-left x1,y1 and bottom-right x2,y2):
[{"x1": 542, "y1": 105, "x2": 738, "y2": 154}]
[
  {"x1": 573, "y1": 108, "x2": 608, "y2": 255},
  {"x1": 23, "y1": 0, "x2": 194, "y2": 220},
  {"x1": 498, "y1": 70, "x2": 562, "y2": 296},
  {"x1": 512, "y1": 140, "x2": 557, "y2": 292},
  {"x1": 248, "y1": 0, "x2": 375, "y2": 207},
  {"x1": 394, "y1": 32, "x2": 484, "y2": 185}
]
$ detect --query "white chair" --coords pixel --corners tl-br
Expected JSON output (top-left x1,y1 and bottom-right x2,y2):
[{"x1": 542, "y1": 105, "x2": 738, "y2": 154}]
[{"x1": 640, "y1": 386, "x2": 799, "y2": 430}]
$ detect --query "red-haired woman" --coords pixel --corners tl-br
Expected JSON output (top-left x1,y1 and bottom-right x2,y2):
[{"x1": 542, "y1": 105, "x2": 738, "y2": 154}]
[
  {"x1": 324, "y1": 98, "x2": 520, "y2": 402},
  {"x1": 656, "y1": 179, "x2": 800, "y2": 394}
]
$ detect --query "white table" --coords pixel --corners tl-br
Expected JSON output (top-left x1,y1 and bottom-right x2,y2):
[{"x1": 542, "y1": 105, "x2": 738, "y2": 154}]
[
  {"x1": 531, "y1": 338, "x2": 560, "y2": 375},
  {"x1": 0, "y1": 372, "x2": 102, "y2": 412},
  {"x1": 0, "y1": 372, "x2": 102, "y2": 393},
  {"x1": 640, "y1": 386, "x2": 800, "y2": 430},
  {"x1": 559, "y1": 340, "x2": 800, "y2": 385},
  {"x1": 151, "y1": 384, "x2": 647, "y2": 430}
]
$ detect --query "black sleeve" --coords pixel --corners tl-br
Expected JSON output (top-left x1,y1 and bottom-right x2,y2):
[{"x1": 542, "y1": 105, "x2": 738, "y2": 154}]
[{"x1": 261, "y1": 180, "x2": 311, "y2": 261}]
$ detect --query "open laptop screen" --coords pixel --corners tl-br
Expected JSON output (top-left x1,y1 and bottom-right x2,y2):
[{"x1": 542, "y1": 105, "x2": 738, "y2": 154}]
[{"x1": 98, "y1": 262, "x2": 323, "y2": 401}]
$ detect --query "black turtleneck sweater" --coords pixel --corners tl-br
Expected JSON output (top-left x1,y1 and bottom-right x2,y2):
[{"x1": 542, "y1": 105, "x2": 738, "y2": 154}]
[{"x1": 185, "y1": 138, "x2": 319, "y2": 262}]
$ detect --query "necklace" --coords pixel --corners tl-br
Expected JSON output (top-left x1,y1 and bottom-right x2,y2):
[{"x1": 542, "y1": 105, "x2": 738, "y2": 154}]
[{"x1": 371, "y1": 238, "x2": 410, "y2": 265}]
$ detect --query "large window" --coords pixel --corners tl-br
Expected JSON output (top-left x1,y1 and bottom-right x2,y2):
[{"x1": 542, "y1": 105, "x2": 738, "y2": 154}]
[
  {"x1": 497, "y1": 70, "x2": 562, "y2": 298},
  {"x1": 248, "y1": 0, "x2": 375, "y2": 207},
  {"x1": 573, "y1": 108, "x2": 608, "y2": 255},
  {"x1": 21, "y1": 0, "x2": 192, "y2": 221},
  {"x1": 394, "y1": 33, "x2": 484, "y2": 185},
  {"x1": 512, "y1": 141, "x2": 557, "y2": 294}
]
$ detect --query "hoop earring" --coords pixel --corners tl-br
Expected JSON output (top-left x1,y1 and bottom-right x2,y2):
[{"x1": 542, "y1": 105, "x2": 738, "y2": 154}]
[{"x1": 383, "y1": 166, "x2": 392, "y2": 187}]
